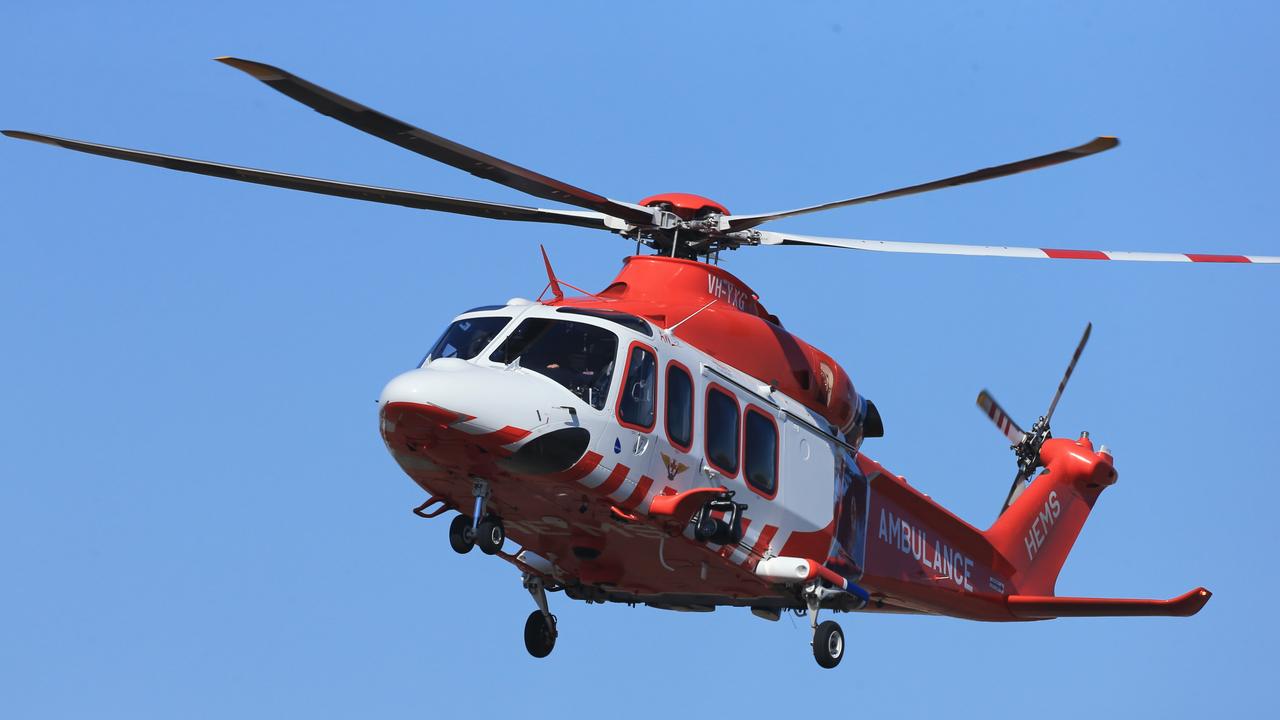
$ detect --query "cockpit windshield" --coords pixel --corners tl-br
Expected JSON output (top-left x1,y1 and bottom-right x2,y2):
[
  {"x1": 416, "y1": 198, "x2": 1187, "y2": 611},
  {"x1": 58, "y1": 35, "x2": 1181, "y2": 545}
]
[
  {"x1": 424, "y1": 316, "x2": 511, "y2": 365},
  {"x1": 488, "y1": 319, "x2": 618, "y2": 409}
]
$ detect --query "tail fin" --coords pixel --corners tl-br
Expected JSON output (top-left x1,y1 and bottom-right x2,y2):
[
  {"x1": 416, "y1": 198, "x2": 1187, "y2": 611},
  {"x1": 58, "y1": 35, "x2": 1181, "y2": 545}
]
[{"x1": 985, "y1": 434, "x2": 1117, "y2": 595}]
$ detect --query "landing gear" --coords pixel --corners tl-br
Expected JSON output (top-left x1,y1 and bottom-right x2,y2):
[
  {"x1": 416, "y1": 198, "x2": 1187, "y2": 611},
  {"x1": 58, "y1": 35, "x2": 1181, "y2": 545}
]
[
  {"x1": 476, "y1": 519, "x2": 505, "y2": 555},
  {"x1": 524, "y1": 610, "x2": 556, "y2": 658},
  {"x1": 522, "y1": 573, "x2": 558, "y2": 659},
  {"x1": 813, "y1": 620, "x2": 845, "y2": 669},
  {"x1": 447, "y1": 513, "x2": 504, "y2": 555},
  {"x1": 804, "y1": 582, "x2": 845, "y2": 669},
  {"x1": 447, "y1": 478, "x2": 506, "y2": 555},
  {"x1": 448, "y1": 514, "x2": 473, "y2": 554}
]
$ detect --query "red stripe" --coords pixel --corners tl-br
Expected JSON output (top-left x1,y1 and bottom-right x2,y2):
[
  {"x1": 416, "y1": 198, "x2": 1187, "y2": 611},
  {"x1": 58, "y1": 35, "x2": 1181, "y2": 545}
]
[
  {"x1": 545, "y1": 451, "x2": 603, "y2": 483},
  {"x1": 617, "y1": 475, "x2": 654, "y2": 511},
  {"x1": 475, "y1": 425, "x2": 531, "y2": 445},
  {"x1": 720, "y1": 519, "x2": 751, "y2": 558},
  {"x1": 595, "y1": 464, "x2": 630, "y2": 496},
  {"x1": 386, "y1": 401, "x2": 473, "y2": 426},
  {"x1": 747, "y1": 525, "x2": 779, "y2": 562},
  {"x1": 1043, "y1": 248, "x2": 1109, "y2": 260},
  {"x1": 1186, "y1": 254, "x2": 1250, "y2": 263}
]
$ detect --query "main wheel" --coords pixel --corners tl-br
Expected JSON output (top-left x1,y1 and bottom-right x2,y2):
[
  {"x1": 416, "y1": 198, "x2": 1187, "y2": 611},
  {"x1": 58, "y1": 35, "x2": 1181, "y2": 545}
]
[
  {"x1": 523, "y1": 610, "x2": 556, "y2": 658},
  {"x1": 448, "y1": 514, "x2": 474, "y2": 555},
  {"x1": 813, "y1": 620, "x2": 844, "y2": 669},
  {"x1": 476, "y1": 519, "x2": 505, "y2": 555}
]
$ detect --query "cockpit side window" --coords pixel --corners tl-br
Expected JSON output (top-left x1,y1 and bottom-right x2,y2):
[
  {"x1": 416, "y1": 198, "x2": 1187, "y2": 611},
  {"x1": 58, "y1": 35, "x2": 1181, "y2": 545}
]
[
  {"x1": 424, "y1": 316, "x2": 511, "y2": 365},
  {"x1": 617, "y1": 343, "x2": 657, "y2": 431},
  {"x1": 488, "y1": 319, "x2": 619, "y2": 410}
]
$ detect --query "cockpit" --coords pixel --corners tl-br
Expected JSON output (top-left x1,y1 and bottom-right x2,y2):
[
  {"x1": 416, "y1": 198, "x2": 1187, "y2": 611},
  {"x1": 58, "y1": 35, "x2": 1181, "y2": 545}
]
[
  {"x1": 422, "y1": 308, "x2": 654, "y2": 412},
  {"x1": 488, "y1": 319, "x2": 618, "y2": 409},
  {"x1": 423, "y1": 315, "x2": 511, "y2": 362}
]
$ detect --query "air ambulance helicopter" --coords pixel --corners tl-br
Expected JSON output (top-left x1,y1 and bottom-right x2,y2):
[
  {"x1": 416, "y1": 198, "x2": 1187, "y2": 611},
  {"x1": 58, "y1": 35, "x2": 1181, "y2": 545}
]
[{"x1": 7, "y1": 58, "x2": 1271, "y2": 669}]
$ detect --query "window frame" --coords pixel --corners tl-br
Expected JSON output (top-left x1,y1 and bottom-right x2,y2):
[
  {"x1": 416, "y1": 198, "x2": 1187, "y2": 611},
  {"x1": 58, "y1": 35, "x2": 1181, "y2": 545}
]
[
  {"x1": 703, "y1": 382, "x2": 741, "y2": 479},
  {"x1": 614, "y1": 340, "x2": 659, "y2": 433},
  {"x1": 742, "y1": 404, "x2": 780, "y2": 500},
  {"x1": 664, "y1": 360, "x2": 695, "y2": 453}
]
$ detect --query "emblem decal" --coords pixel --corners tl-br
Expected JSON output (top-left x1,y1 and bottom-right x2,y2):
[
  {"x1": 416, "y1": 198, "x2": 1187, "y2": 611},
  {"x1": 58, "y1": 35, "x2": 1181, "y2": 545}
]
[{"x1": 661, "y1": 452, "x2": 689, "y2": 482}]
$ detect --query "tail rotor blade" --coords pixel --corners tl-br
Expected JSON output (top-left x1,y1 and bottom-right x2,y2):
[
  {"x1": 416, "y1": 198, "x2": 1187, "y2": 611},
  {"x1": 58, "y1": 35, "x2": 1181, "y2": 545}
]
[
  {"x1": 1044, "y1": 322, "x2": 1092, "y2": 424},
  {"x1": 976, "y1": 389, "x2": 1027, "y2": 445},
  {"x1": 999, "y1": 468, "x2": 1033, "y2": 516}
]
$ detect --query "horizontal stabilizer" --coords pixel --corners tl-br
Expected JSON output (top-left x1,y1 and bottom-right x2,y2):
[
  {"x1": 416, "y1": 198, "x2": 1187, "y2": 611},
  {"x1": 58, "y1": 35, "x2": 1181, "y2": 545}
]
[{"x1": 1007, "y1": 587, "x2": 1211, "y2": 618}]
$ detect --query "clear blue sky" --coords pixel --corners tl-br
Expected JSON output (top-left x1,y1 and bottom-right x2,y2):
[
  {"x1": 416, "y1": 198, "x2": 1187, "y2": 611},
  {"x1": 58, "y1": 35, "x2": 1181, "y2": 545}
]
[{"x1": 3, "y1": 2, "x2": 1276, "y2": 717}]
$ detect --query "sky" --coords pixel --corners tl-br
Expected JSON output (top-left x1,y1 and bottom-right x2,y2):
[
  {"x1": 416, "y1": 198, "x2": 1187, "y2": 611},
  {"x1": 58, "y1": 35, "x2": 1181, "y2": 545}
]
[{"x1": 2, "y1": 1, "x2": 1277, "y2": 717}]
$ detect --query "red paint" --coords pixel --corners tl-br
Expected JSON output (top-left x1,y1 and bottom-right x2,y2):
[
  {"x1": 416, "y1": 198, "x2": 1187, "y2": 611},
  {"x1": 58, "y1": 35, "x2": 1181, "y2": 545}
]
[
  {"x1": 748, "y1": 524, "x2": 779, "y2": 559},
  {"x1": 637, "y1": 192, "x2": 729, "y2": 219},
  {"x1": 545, "y1": 451, "x2": 604, "y2": 483},
  {"x1": 552, "y1": 256, "x2": 864, "y2": 436},
  {"x1": 618, "y1": 475, "x2": 655, "y2": 512},
  {"x1": 1186, "y1": 253, "x2": 1250, "y2": 263},
  {"x1": 1008, "y1": 587, "x2": 1212, "y2": 618},
  {"x1": 595, "y1": 464, "x2": 630, "y2": 497},
  {"x1": 1042, "y1": 248, "x2": 1109, "y2": 260}
]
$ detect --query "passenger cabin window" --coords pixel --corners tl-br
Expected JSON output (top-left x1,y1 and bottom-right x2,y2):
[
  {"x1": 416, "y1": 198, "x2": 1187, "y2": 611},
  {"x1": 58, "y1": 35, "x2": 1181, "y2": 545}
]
[
  {"x1": 705, "y1": 386, "x2": 740, "y2": 476},
  {"x1": 424, "y1": 316, "x2": 511, "y2": 364},
  {"x1": 617, "y1": 344, "x2": 657, "y2": 430},
  {"x1": 665, "y1": 363, "x2": 693, "y2": 450},
  {"x1": 488, "y1": 319, "x2": 618, "y2": 410},
  {"x1": 744, "y1": 408, "x2": 779, "y2": 497}
]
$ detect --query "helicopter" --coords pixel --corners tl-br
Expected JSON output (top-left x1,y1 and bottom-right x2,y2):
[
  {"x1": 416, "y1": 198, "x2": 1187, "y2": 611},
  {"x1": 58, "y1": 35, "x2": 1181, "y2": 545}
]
[{"x1": 8, "y1": 57, "x2": 1267, "y2": 670}]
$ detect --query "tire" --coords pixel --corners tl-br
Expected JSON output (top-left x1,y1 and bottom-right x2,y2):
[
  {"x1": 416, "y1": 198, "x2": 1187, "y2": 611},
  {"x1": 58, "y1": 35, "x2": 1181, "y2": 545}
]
[
  {"x1": 476, "y1": 519, "x2": 505, "y2": 555},
  {"x1": 813, "y1": 620, "x2": 844, "y2": 669},
  {"x1": 524, "y1": 610, "x2": 556, "y2": 658},
  {"x1": 448, "y1": 514, "x2": 474, "y2": 555}
]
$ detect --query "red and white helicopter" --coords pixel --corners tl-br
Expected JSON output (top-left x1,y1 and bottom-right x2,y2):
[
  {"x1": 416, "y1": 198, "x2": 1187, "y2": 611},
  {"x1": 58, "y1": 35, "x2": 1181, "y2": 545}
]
[{"x1": 9, "y1": 58, "x2": 1268, "y2": 669}]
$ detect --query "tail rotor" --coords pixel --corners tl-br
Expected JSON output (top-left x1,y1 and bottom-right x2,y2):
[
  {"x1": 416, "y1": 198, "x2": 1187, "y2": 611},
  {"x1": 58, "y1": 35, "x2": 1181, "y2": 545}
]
[{"x1": 978, "y1": 322, "x2": 1092, "y2": 516}]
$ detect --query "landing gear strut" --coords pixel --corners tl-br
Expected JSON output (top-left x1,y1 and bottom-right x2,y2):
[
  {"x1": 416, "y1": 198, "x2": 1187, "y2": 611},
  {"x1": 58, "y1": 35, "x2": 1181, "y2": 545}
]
[
  {"x1": 804, "y1": 583, "x2": 845, "y2": 669},
  {"x1": 522, "y1": 573, "x2": 557, "y2": 658}
]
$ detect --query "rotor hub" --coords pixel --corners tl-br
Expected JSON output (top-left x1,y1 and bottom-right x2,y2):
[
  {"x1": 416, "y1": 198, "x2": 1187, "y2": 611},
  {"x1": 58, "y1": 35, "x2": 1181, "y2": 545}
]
[{"x1": 638, "y1": 192, "x2": 729, "y2": 220}]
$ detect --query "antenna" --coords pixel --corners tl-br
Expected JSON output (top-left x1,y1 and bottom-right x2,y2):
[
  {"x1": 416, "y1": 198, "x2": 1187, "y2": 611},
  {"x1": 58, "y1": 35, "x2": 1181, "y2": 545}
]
[{"x1": 540, "y1": 245, "x2": 564, "y2": 301}]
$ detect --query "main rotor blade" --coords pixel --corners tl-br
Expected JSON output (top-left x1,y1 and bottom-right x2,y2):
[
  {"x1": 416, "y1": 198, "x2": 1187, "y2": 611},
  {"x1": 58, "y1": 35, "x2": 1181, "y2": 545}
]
[
  {"x1": 724, "y1": 137, "x2": 1119, "y2": 232},
  {"x1": 2, "y1": 130, "x2": 619, "y2": 230},
  {"x1": 977, "y1": 390, "x2": 1027, "y2": 445},
  {"x1": 216, "y1": 57, "x2": 655, "y2": 226},
  {"x1": 1044, "y1": 322, "x2": 1091, "y2": 425},
  {"x1": 754, "y1": 230, "x2": 1280, "y2": 264}
]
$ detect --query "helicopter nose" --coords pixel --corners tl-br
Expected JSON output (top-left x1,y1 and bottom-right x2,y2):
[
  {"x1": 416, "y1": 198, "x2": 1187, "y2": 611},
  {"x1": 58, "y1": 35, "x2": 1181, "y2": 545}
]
[
  {"x1": 379, "y1": 358, "x2": 535, "y2": 429},
  {"x1": 378, "y1": 359, "x2": 591, "y2": 473}
]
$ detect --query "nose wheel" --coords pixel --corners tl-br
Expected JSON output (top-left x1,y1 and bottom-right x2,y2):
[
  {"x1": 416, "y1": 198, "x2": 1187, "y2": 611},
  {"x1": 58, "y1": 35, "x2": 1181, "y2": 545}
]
[
  {"x1": 448, "y1": 514, "x2": 474, "y2": 554},
  {"x1": 446, "y1": 478, "x2": 505, "y2": 555},
  {"x1": 447, "y1": 513, "x2": 505, "y2": 555},
  {"x1": 475, "y1": 518, "x2": 505, "y2": 555}
]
